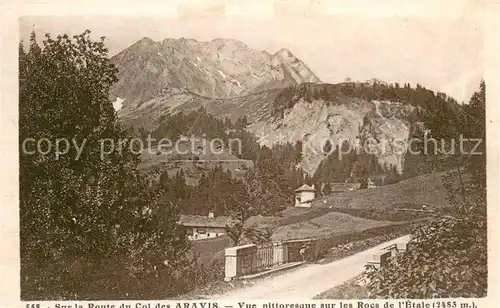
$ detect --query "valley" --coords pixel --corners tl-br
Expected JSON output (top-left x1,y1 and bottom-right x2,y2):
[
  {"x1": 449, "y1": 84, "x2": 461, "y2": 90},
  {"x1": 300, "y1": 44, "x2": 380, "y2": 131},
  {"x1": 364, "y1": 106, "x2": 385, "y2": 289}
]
[
  {"x1": 188, "y1": 170, "x2": 452, "y2": 265},
  {"x1": 18, "y1": 13, "x2": 486, "y2": 301}
]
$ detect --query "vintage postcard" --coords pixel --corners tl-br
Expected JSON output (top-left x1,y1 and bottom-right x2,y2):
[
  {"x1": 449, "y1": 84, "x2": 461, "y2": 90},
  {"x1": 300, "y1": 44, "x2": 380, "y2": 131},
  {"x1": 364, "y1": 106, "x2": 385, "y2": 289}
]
[{"x1": 1, "y1": 0, "x2": 498, "y2": 307}]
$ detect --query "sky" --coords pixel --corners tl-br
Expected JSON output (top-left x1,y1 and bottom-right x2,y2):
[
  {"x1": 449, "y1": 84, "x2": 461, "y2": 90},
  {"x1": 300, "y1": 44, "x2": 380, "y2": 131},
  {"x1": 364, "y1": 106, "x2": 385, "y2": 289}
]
[{"x1": 19, "y1": 8, "x2": 484, "y2": 103}]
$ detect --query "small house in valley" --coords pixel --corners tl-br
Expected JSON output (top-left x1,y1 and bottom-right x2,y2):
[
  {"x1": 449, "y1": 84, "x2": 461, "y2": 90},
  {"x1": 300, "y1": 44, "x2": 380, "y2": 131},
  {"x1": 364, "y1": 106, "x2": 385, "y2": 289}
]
[
  {"x1": 367, "y1": 178, "x2": 376, "y2": 189},
  {"x1": 179, "y1": 211, "x2": 233, "y2": 241},
  {"x1": 295, "y1": 184, "x2": 316, "y2": 207}
]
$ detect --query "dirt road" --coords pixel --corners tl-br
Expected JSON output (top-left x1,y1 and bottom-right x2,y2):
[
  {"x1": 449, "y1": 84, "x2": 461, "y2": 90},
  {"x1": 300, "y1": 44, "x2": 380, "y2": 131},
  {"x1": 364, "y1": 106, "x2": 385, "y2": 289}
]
[{"x1": 210, "y1": 235, "x2": 411, "y2": 300}]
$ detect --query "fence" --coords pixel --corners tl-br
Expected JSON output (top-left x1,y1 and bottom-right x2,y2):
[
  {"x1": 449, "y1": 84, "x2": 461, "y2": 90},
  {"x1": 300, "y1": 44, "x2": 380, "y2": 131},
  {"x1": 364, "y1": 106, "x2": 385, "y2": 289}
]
[
  {"x1": 256, "y1": 243, "x2": 274, "y2": 270},
  {"x1": 224, "y1": 220, "x2": 423, "y2": 281},
  {"x1": 255, "y1": 241, "x2": 287, "y2": 270},
  {"x1": 225, "y1": 238, "x2": 314, "y2": 280}
]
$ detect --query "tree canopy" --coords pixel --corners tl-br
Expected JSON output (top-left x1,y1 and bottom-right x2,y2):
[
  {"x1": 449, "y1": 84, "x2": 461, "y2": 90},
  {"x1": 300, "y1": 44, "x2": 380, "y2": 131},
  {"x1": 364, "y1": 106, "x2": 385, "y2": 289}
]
[{"x1": 20, "y1": 30, "x2": 191, "y2": 299}]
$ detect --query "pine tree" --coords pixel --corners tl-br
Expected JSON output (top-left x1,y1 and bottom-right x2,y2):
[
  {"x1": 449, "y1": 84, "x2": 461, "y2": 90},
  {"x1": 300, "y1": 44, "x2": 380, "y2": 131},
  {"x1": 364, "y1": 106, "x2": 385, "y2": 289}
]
[
  {"x1": 322, "y1": 183, "x2": 332, "y2": 196},
  {"x1": 225, "y1": 169, "x2": 273, "y2": 246}
]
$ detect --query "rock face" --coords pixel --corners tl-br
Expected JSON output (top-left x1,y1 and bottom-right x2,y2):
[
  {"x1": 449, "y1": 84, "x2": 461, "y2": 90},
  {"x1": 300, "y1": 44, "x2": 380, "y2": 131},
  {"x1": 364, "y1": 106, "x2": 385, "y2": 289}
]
[
  {"x1": 246, "y1": 86, "x2": 413, "y2": 175},
  {"x1": 113, "y1": 37, "x2": 414, "y2": 175},
  {"x1": 110, "y1": 37, "x2": 321, "y2": 108}
]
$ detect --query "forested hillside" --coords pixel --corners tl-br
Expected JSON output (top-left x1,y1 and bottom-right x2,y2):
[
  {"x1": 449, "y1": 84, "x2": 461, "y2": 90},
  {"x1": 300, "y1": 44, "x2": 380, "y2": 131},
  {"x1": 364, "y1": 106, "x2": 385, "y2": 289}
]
[{"x1": 131, "y1": 80, "x2": 475, "y2": 216}]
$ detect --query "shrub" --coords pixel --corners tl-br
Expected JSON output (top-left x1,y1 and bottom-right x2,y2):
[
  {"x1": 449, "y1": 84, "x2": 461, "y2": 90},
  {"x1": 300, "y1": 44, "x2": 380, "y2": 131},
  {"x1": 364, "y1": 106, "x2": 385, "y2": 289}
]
[{"x1": 367, "y1": 215, "x2": 486, "y2": 298}]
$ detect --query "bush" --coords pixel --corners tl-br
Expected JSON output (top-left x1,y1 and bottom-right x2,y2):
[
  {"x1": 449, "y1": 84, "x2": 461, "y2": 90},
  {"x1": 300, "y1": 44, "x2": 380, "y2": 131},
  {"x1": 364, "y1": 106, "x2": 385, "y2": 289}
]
[
  {"x1": 367, "y1": 216, "x2": 486, "y2": 298},
  {"x1": 22, "y1": 253, "x2": 225, "y2": 300}
]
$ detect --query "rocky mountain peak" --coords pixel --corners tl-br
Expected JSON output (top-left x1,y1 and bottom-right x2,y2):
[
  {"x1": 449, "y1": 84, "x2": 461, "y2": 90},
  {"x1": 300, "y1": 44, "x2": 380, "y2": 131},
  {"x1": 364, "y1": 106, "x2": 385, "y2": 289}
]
[
  {"x1": 209, "y1": 38, "x2": 248, "y2": 49},
  {"x1": 274, "y1": 48, "x2": 294, "y2": 58},
  {"x1": 137, "y1": 36, "x2": 155, "y2": 44},
  {"x1": 110, "y1": 37, "x2": 321, "y2": 107}
]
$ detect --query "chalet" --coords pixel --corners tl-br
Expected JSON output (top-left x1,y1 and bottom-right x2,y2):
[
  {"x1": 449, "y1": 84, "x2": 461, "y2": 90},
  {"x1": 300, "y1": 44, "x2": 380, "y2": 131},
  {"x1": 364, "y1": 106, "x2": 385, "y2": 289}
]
[
  {"x1": 367, "y1": 177, "x2": 376, "y2": 189},
  {"x1": 295, "y1": 184, "x2": 316, "y2": 207},
  {"x1": 179, "y1": 211, "x2": 233, "y2": 241}
]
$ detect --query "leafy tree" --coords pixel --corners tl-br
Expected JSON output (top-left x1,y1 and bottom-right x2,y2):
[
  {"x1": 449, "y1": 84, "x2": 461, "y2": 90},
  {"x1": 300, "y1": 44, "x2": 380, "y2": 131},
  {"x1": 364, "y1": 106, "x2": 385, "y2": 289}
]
[{"x1": 19, "y1": 31, "x2": 190, "y2": 299}]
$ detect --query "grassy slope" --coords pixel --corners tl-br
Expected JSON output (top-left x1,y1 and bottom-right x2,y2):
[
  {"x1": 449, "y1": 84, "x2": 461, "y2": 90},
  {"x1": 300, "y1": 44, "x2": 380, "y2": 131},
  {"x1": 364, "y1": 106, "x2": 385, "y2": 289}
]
[
  {"x1": 312, "y1": 171, "x2": 453, "y2": 211},
  {"x1": 138, "y1": 144, "x2": 253, "y2": 185},
  {"x1": 270, "y1": 212, "x2": 393, "y2": 241},
  {"x1": 190, "y1": 171, "x2": 453, "y2": 264}
]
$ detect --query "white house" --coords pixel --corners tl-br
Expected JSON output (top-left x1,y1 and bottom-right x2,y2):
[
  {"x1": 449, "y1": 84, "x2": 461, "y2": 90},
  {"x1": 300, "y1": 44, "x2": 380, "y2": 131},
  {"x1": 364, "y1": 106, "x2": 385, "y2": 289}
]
[
  {"x1": 367, "y1": 178, "x2": 376, "y2": 189},
  {"x1": 294, "y1": 184, "x2": 316, "y2": 207},
  {"x1": 179, "y1": 211, "x2": 233, "y2": 241}
]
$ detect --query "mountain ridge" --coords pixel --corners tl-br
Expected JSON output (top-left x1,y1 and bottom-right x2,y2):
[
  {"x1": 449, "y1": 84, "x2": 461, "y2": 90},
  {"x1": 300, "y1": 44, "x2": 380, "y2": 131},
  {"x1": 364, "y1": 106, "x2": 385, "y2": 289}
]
[
  {"x1": 110, "y1": 36, "x2": 321, "y2": 108},
  {"x1": 112, "y1": 37, "x2": 464, "y2": 177}
]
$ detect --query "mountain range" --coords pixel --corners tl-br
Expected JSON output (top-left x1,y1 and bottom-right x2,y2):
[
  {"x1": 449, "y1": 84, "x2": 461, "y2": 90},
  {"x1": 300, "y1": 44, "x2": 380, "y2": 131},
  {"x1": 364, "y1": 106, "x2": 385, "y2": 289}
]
[
  {"x1": 110, "y1": 37, "x2": 426, "y2": 175},
  {"x1": 110, "y1": 37, "x2": 320, "y2": 108}
]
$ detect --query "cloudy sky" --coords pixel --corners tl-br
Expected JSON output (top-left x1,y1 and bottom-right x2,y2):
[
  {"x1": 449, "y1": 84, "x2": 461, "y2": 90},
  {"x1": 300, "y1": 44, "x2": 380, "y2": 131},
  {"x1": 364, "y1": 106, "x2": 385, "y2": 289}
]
[{"x1": 19, "y1": 4, "x2": 484, "y2": 103}]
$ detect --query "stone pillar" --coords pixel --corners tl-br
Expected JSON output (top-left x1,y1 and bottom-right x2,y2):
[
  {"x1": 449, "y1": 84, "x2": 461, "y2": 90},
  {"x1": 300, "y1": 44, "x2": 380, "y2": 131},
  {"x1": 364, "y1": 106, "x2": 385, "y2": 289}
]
[
  {"x1": 225, "y1": 248, "x2": 238, "y2": 281},
  {"x1": 396, "y1": 242, "x2": 407, "y2": 253},
  {"x1": 224, "y1": 244, "x2": 257, "y2": 281},
  {"x1": 373, "y1": 250, "x2": 392, "y2": 267}
]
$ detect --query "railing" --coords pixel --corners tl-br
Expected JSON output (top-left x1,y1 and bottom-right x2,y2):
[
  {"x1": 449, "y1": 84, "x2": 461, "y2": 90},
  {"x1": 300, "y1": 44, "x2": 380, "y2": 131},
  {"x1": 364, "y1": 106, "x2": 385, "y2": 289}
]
[
  {"x1": 226, "y1": 238, "x2": 315, "y2": 280},
  {"x1": 256, "y1": 243, "x2": 275, "y2": 270},
  {"x1": 255, "y1": 241, "x2": 287, "y2": 271}
]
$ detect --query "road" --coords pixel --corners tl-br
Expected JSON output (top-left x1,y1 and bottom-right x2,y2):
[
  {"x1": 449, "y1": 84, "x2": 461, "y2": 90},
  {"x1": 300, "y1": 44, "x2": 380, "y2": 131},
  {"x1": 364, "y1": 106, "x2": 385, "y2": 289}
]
[{"x1": 210, "y1": 235, "x2": 411, "y2": 300}]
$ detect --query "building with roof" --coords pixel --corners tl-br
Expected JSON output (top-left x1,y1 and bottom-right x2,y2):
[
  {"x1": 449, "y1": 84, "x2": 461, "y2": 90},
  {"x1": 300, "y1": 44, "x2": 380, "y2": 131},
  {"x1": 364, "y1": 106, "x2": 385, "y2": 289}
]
[
  {"x1": 367, "y1": 178, "x2": 376, "y2": 189},
  {"x1": 178, "y1": 211, "x2": 233, "y2": 241},
  {"x1": 294, "y1": 184, "x2": 316, "y2": 207}
]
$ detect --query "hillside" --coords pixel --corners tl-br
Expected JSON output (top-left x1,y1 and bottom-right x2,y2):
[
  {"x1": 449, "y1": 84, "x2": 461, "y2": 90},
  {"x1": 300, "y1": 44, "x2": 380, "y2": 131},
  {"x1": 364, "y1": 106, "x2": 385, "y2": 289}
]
[
  {"x1": 270, "y1": 212, "x2": 393, "y2": 241},
  {"x1": 118, "y1": 87, "x2": 281, "y2": 130},
  {"x1": 120, "y1": 82, "x2": 416, "y2": 176},
  {"x1": 312, "y1": 171, "x2": 453, "y2": 210},
  {"x1": 247, "y1": 83, "x2": 414, "y2": 174},
  {"x1": 190, "y1": 170, "x2": 454, "y2": 264},
  {"x1": 139, "y1": 143, "x2": 253, "y2": 185},
  {"x1": 114, "y1": 37, "x2": 466, "y2": 179}
]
